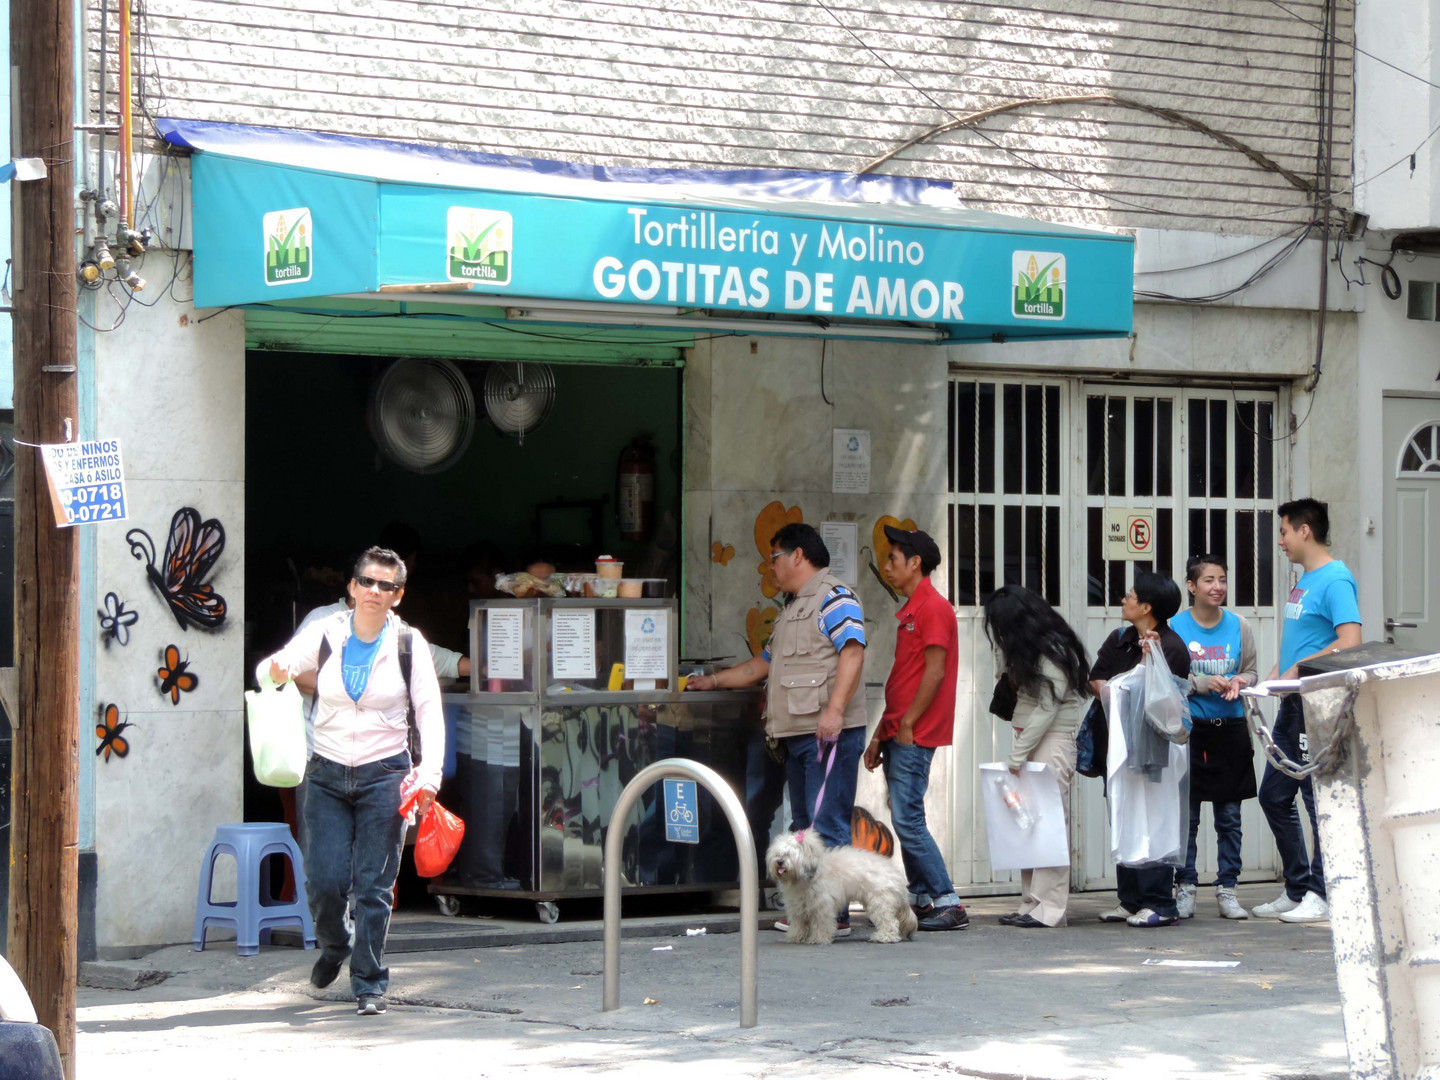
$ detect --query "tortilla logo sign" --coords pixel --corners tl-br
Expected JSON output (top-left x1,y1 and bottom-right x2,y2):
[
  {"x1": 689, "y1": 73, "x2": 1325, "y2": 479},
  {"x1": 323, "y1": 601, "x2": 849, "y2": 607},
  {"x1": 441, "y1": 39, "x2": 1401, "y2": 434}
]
[
  {"x1": 1012, "y1": 251, "x2": 1065, "y2": 320},
  {"x1": 447, "y1": 207, "x2": 513, "y2": 285},
  {"x1": 264, "y1": 207, "x2": 312, "y2": 286}
]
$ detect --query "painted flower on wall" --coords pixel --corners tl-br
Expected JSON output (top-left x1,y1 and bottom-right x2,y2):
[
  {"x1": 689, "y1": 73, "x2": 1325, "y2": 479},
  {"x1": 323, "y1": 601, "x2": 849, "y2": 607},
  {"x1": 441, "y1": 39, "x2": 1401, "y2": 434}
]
[
  {"x1": 754, "y1": 500, "x2": 802, "y2": 599},
  {"x1": 868, "y1": 514, "x2": 917, "y2": 601},
  {"x1": 745, "y1": 606, "x2": 779, "y2": 659}
]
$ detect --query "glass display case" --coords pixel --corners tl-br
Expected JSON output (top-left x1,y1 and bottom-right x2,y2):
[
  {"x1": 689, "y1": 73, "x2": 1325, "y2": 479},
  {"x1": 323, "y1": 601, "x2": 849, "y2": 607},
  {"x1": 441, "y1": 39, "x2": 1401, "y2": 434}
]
[{"x1": 433, "y1": 598, "x2": 778, "y2": 923}]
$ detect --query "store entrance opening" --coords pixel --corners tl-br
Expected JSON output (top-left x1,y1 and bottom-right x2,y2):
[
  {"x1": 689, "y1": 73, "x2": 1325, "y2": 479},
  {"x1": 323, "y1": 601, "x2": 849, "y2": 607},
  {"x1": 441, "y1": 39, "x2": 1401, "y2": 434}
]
[{"x1": 243, "y1": 350, "x2": 682, "y2": 913}]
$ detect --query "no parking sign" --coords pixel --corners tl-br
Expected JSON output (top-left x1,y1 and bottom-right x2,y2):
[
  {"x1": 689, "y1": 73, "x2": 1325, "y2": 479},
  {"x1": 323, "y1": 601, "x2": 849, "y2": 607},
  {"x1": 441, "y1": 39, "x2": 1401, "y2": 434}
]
[{"x1": 1104, "y1": 507, "x2": 1155, "y2": 560}]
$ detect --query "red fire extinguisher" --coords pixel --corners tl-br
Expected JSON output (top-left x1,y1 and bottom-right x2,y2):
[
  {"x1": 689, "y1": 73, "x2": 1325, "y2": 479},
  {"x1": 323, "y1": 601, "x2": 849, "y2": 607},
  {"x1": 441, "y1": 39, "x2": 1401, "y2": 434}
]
[{"x1": 617, "y1": 436, "x2": 656, "y2": 541}]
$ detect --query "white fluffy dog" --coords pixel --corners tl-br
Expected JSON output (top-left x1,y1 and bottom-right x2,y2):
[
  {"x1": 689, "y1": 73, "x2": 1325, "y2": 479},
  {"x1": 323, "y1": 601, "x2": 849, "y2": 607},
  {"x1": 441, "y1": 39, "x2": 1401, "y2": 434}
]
[{"x1": 765, "y1": 829, "x2": 918, "y2": 944}]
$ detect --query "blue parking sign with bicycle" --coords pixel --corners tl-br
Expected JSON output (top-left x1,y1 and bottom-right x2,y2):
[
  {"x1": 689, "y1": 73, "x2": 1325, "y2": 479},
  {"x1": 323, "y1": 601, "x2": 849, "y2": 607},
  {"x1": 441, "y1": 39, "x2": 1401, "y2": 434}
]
[{"x1": 663, "y1": 779, "x2": 699, "y2": 844}]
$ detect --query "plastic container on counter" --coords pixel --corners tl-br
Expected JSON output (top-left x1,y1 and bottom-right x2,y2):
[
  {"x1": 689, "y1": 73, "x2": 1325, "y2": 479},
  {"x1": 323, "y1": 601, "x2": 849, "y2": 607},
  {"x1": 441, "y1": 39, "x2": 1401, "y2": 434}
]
[{"x1": 595, "y1": 556, "x2": 623, "y2": 579}]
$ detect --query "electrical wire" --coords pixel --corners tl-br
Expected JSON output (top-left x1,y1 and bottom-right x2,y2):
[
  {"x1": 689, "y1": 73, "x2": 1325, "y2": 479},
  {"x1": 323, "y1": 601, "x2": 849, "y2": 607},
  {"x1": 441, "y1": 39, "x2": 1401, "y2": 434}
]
[
  {"x1": 1260, "y1": 0, "x2": 1440, "y2": 93},
  {"x1": 1135, "y1": 223, "x2": 1315, "y2": 303}
]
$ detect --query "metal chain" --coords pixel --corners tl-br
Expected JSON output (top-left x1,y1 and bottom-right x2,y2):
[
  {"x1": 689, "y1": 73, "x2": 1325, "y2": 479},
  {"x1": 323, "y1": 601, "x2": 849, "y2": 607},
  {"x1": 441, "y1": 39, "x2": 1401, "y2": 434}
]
[{"x1": 1241, "y1": 686, "x2": 1358, "y2": 780}]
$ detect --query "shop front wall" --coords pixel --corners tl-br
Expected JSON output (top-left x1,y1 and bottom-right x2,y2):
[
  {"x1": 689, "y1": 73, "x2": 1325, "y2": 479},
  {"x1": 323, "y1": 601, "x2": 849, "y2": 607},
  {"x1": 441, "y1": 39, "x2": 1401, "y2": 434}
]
[{"x1": 91, "y1": 300, "x2": 247, "y2": 951}]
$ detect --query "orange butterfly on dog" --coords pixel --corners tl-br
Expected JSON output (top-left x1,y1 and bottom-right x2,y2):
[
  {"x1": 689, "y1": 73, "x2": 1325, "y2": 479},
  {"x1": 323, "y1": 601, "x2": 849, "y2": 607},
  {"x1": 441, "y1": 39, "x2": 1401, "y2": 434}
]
[
  {"x1": 96, "y1": 703, "x2": 133, "y2": 762},
  {"x1": 157, "y1": 644, "x2": 199, "y2": 705}
]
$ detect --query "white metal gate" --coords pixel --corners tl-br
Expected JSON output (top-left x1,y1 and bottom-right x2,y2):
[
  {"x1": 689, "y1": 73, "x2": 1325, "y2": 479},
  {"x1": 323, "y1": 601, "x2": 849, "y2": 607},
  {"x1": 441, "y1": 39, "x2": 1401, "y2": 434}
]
[{"x1": 947, "y1": 375, "x2": 1285, "y2": 893}]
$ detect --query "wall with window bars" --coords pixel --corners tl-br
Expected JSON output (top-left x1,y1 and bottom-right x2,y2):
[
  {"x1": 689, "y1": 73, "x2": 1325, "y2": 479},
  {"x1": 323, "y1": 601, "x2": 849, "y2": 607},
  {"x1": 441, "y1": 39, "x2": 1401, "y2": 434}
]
[{"x1": 98, "y1": 0, "x2": 1350, "y2": 236}]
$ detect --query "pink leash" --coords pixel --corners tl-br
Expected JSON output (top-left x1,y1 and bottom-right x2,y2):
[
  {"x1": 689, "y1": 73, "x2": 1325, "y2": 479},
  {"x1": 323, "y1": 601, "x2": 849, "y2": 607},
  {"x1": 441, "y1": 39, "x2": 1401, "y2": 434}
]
[{"x1": 810, "y1": 734, "x2": 839, "y2": 823}]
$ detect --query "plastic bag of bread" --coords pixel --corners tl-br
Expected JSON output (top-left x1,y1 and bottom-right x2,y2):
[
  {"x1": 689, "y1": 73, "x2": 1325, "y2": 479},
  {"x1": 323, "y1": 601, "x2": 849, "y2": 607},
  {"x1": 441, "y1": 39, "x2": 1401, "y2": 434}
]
[{"x1": 495, "y1": 572, "x2": 565, "y2": 598}]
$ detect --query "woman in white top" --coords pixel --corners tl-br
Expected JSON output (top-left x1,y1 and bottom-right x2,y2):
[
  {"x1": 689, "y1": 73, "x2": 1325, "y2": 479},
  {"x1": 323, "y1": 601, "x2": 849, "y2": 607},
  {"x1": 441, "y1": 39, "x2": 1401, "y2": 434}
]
[{"x1": 258, "y1": 545, "x2": 444, "y2": 1016}]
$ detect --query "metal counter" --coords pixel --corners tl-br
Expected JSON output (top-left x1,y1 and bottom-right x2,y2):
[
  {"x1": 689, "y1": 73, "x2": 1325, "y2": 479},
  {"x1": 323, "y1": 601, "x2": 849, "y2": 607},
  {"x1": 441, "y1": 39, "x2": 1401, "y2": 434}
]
[{"x1": 429, "y1": 599, "x2": 779, "y2": 921}]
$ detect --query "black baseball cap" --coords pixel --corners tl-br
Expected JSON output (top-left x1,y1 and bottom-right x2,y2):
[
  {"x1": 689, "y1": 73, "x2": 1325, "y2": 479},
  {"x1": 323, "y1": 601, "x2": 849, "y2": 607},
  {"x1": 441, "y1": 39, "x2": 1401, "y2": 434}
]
[{"x1": 883, "y1": 525, "x2": 941, "y2": 574}]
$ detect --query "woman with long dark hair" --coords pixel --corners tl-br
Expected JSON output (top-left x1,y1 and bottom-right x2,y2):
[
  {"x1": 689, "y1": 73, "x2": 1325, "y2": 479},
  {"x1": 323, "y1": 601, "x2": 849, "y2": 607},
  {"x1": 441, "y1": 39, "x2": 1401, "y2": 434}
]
[{"x1": 982, "y1": 585, "x2": 1091, "y2": 928}]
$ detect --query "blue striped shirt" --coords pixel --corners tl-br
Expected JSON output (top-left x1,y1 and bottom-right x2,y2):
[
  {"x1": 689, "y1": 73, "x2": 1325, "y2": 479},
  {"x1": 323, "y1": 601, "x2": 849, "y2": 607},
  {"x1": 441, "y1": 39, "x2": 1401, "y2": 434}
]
[{"x1": 762, "y1": 585, "x2": 867, "y2": 661}]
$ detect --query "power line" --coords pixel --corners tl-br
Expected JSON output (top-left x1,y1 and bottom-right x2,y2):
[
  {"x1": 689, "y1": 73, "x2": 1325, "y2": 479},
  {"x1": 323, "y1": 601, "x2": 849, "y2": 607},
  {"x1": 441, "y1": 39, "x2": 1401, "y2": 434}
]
[{"x1": 1259, "y1": 0, "x2": 1440, "y2": 93}]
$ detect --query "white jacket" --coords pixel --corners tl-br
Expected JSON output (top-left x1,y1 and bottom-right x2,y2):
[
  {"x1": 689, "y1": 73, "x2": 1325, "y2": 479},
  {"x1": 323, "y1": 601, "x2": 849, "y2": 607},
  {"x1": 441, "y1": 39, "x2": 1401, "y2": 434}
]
[{"x1": 257, "y1": 610, "x2": 446, "y2": 791}]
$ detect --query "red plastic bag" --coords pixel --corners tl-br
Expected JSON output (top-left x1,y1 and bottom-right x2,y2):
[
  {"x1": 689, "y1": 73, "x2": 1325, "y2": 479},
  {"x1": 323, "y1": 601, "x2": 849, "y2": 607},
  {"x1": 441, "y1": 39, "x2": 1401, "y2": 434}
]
[{"x1": 399, "y1": 791, "x2": 465, "y2": 878}]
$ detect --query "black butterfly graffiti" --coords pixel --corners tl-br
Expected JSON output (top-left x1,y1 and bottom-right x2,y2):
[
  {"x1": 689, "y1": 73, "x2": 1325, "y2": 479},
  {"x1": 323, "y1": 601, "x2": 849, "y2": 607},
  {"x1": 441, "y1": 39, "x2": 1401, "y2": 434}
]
[
  {"x1": 157, "y1": 644, "x2": 200, "y2": 705},
  {"x1": 97, "y1": 591, "x2": 139, "y2": 647},
  {"x1": 96, "y1": 703, "x2": 133, "y2": 762},
  {"x1": 126, "y1": 507, "x2": 227, "y2": 631}
]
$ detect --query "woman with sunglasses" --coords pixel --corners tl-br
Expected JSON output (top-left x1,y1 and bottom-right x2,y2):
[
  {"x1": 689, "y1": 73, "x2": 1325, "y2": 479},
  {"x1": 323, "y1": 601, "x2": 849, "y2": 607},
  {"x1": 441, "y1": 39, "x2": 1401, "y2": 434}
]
[{"x1": 258, "y1": 545, "x2": 445, "y2": 1016}]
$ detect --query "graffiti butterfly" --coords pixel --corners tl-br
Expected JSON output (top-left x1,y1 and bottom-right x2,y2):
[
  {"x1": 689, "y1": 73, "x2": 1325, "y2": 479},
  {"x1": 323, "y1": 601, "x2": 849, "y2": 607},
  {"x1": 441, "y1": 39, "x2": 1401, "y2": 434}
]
[
  {"x1": 851, "y1": 805, "x2": 896, "y2": 858},
  {"x1": 96, "y1": 703, "x2": 133, "y2": 762},
  {"x1": 97, "y1": 591, "x2": 139, "y2": 647},
  {"x1": 711, "y1": 541, "x2": 735, "y2": 566},
  {"x1": 157, "y1": 644, "x2": 199, "y2": 705},
  {"x1": 126, "y1": 507, "x2": 227, "y2": 631}
]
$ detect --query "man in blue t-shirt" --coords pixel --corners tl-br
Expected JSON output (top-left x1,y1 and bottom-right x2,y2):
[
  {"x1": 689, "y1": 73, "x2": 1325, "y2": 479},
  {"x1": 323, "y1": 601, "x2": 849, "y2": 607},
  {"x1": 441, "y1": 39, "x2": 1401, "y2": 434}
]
[{"x1": 1252, "y1": 498, "x2": 1362, "y2": 924}]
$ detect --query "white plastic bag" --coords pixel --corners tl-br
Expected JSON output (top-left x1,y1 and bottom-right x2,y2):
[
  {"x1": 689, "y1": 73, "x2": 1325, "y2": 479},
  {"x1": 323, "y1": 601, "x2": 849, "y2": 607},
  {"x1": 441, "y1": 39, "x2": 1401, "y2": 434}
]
[
  {"x1": 244, "y1": 673, "x2": 307, "y2": 787},
  {"x1": 1142, "y1": 646, "x2": 1192, "y2": 744},
  {"x1": 1107, "y1": 666, "x2": 1191, "y2": 867}
]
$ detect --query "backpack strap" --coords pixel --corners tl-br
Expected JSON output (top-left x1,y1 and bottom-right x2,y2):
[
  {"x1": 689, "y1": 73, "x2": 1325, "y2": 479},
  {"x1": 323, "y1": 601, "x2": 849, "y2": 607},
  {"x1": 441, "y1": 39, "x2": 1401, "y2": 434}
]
[{"x1": 395, "y1": 620, "x2": 420, "y2": 764}]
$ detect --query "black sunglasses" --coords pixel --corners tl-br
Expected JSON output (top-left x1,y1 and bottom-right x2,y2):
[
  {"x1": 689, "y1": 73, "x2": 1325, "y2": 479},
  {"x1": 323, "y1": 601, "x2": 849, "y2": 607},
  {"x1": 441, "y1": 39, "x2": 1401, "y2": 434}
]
[{"x1": 355, "y1": 574, "x2": 402, "y2": 594}]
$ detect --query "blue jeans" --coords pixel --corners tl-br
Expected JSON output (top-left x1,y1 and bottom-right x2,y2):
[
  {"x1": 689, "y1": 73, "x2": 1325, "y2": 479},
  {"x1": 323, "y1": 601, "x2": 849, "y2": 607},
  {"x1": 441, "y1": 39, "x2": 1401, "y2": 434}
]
[
  {"x1": 881, "y1": 740, "x2": 959, "y2": 908},
  {"x1": 1178, "y1": 798, "x2": 1244, "y2": 889},
  {"x1": 304, "y1": 750, "x2": 410, "y2": 998},
  {"x1": 1259, "y1": 696, "x2": 1325, "y2": 900},
  {"x1": 783, "y1": 726, "x2": 865, "y2": 849}
]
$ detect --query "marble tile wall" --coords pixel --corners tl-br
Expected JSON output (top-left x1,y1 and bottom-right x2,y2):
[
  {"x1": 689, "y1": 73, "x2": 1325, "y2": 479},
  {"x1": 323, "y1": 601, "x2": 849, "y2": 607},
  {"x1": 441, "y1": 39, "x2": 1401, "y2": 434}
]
[{"x1": 92, "y1": 300, "x2": 247, "y2": 949}]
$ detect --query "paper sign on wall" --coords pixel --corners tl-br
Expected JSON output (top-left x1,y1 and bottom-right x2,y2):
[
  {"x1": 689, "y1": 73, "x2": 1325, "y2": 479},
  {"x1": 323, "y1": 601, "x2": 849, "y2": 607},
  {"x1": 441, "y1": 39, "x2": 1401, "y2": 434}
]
[
  {"x1": 486, "y1": 608, "x2": 525, "y2": 680},
  {"x1": 1104, "y1": 507, "x2": 1155, "y2": 560},
  {"x1": 832, "y1": 429, "x2": 871, "y2": 494},
  {"x1": 820, "y1": 521, "x2": 859, "y2": 586},
  {"x1": 39, "y1": 438, "x2": 129, "y2": 526},
  {"x1": 624, "y1": 608, "x2": 669, "y2": 681},
  {"x1": 551, "y1": 609, "x2": 597, "y2": 680}
]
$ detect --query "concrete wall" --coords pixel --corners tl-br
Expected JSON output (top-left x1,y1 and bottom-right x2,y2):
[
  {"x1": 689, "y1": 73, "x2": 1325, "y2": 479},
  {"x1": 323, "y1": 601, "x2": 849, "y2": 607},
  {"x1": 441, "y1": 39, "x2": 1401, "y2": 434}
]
[
  {"x1": 91, "y1": 0, "x2": 1351, "y2": 235},
  {"x1": 91, "y1": 297, "x2": 245, "y2": 951}
]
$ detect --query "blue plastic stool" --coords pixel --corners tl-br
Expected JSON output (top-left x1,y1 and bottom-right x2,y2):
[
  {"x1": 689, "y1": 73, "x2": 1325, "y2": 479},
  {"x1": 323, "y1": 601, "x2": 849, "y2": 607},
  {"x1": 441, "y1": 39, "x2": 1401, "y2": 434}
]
[{"x1": 193, "y1": 823, "x2": 316, "y2": 955}]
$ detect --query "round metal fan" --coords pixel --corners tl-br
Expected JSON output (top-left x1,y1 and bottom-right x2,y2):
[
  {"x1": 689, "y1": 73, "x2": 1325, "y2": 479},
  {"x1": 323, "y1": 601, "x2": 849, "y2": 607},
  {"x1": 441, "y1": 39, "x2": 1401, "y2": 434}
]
[
  {"x1": 482, "y1": 362, "x2": 556, "y2": 445},
  {"x1": 369, "y1": 357, "x2": 476, "y2": 473}
]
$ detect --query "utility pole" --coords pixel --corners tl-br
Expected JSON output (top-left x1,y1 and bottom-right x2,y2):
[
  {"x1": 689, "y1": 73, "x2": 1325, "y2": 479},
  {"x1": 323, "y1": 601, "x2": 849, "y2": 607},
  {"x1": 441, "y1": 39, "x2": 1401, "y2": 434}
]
[{"x1": 10, "y1": 0, "x2": 80, "y2": 1072}]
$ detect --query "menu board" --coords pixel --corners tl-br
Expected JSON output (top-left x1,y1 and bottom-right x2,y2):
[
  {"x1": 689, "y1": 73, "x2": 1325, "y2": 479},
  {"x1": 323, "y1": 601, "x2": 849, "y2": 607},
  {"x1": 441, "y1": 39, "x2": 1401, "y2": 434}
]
[
  {"x1": 624, "y1": 608, "x2": 669, "y2": 681},
  {"x1": 551, "y1": 608, "x2": 597, "y2": 680},
  {"x1": 486, "y1": 608, "x2": 525, "y2": 680}
]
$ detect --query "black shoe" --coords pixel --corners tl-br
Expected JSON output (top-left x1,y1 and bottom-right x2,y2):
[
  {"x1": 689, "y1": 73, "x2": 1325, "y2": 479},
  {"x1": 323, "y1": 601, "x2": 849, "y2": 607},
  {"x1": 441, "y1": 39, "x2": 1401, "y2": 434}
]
[
  {"x1": 918, "y1": 905, "x2": 970, "y2": 931},
  {"x1": 310, "y1": 955, "x2": 343, "y2": 989},
  {"x1": 998, "y1": 913, "x2": 1022, "y2": 926},
  {"x1": 356, "y1": 994, "x2": 387, "y2": 1015},
  {"x1": 1008, "y1": 914, "x2": 1051, "y2": 928}
]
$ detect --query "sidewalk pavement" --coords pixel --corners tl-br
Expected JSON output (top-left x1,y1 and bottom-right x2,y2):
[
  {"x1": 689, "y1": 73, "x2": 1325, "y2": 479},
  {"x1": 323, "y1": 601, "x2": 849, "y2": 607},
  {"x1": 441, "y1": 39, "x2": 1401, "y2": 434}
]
[{"x1": 76, "y1": 883, "x2": 1347, "y2": 1079}]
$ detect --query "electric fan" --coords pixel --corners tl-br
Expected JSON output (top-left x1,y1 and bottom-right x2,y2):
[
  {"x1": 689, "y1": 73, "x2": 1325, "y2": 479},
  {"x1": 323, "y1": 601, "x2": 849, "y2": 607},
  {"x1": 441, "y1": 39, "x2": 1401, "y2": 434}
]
[
  {"x1": 369, "y1": 357, "x2": 476, "y2": 473},
  {"x1": 482, "y1": 362, "x2": 556, "y2": 445}
]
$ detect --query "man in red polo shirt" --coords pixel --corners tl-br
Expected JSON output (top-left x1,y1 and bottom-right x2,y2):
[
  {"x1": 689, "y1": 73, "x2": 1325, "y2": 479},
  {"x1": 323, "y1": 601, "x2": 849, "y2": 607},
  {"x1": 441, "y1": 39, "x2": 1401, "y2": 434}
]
[{"x1": 862, "y1": 525, "x2": 966, "y2": 931}]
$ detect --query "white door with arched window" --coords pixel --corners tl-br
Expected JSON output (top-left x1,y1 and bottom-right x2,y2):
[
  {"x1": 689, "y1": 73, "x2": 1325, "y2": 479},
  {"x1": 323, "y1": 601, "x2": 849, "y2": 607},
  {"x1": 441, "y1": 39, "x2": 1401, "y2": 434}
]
[{"x1": 1383, "y1": 393, "x2": 1440, "y2": 653}]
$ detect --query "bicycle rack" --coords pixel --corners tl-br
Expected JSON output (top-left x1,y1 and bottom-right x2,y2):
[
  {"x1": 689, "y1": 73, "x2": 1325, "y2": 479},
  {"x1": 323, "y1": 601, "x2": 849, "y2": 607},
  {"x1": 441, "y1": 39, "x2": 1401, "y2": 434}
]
[{"x1": 602, "y1": 757, "x2": 759, "y2": 1028}]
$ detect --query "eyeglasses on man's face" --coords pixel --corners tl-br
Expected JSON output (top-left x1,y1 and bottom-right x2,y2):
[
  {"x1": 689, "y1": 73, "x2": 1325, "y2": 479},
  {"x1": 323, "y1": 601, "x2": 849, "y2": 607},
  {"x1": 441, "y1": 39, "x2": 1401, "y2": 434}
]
[
  {"x1": 769, "y1": 549, "x2": 794, "y2": 563},
  {"x1": 355, "y1": 574, "x2": 402, "y2": 594}
]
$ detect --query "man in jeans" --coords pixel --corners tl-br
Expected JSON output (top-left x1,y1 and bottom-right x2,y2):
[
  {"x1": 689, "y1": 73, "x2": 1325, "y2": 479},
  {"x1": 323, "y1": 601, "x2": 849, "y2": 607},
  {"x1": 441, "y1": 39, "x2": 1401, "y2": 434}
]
[
  {"x1": 863, "y1": 526, "x2": 967, "y2": 931},
  {"x1": 1253, "y1": 498, "x2": 1362, "y2": 924}
]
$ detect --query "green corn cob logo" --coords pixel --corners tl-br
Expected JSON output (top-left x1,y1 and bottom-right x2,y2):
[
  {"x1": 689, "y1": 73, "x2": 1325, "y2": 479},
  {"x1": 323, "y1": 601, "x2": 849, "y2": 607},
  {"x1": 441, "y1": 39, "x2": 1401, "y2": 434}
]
[
  {"x1": 447, "y1": 207, "x2": 513, "y2": 285},
  {"x1": 263, "y1": 207, "x2": 313, "y2": 286},
  {"x1": 1012, "y1": 251, "x2": 1065, "y2": 319}
]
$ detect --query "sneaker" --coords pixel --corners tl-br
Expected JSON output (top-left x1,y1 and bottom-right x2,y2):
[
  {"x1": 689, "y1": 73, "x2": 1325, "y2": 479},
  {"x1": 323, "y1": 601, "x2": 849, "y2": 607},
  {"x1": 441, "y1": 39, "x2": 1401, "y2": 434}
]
[
  {"x1": 917, "y1": 905, "x2": 970, "y2": 931},
  {"x1": 834, "y1": 918, "x2": 852, "y2": 938},
  {"x1": 1126, "y1": 907, "x2": 1178, "y2": 927},
  {"x1": 1217, "y1": 888, "x2": 1249, "y2": 920},
  {"x1": 356, "y1": 994, "x2": 387, "y2": 1016},
  {"x1": 1277, "y1": 891, "x2": 1330, "y2": 923},
  {"x1": 1098, "y1": 905, "x2": 1132, "y2": 923},
  {"x1": 771, "y1": 918, "x2": 790, "y2": 932},
  {"x1": 910, "y1": 903, "x2": 936, "y2": 919},
  {"x1": 1176, "y1": 883, "x2": 1197, "y2": 919},
  {"x1": 1251, "y1": 893, "x2": 1301, "y2": 919},
  {"x1": 310, "y1": 955, "x2": 343, "y2": 989}
]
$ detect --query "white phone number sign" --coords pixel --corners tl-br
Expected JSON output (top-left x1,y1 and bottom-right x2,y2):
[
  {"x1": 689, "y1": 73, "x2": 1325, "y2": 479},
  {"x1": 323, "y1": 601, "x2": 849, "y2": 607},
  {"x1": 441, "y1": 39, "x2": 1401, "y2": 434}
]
[{"x1": 39, "y1": 438, "x2": 129, "y2": 526}]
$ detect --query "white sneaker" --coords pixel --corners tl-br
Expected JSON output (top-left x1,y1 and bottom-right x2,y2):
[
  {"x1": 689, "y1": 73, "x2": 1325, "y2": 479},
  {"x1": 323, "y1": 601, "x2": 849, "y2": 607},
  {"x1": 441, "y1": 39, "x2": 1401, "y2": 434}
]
[
  {"x1": 1278, "y1": 891, "x2": 1330, "y2": 923},
  {"x1": 1175, "y1": 884, "x2": 1197, "y2": 919},
  {"x1": 1217, "y1": 888, "x2": 1249, "y2": 920},
  {"x1": 1098, "y1": 905, "x2": 1131, "y2": 923},
  {"x1": 1251, "y1": 893, "x2": 1300, "y2": 918}
]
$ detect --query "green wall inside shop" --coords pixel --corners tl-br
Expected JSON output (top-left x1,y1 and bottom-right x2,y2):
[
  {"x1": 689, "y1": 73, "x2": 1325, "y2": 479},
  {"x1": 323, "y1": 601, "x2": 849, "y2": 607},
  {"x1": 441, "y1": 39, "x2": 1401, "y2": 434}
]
[{"x1": 245, "y1": 350, "x2": 682, "y2": 658}]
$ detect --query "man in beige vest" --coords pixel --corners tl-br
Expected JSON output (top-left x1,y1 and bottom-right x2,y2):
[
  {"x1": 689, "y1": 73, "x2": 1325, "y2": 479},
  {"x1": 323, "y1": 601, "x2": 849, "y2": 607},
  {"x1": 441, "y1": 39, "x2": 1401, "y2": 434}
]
[{"x1": 685, "y1": 522, "x2": 868, "y2": 935}]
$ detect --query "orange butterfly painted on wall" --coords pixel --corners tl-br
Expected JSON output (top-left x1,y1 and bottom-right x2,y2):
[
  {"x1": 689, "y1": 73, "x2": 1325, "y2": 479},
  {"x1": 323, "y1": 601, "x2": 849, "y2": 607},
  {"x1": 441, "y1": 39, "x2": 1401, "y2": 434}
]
[
  {"x1": 96, "y1": 703, "x2": 133, "y2": 762},
  {"x1": 157, "y1": 644, "x2": 199, "y2": 705},
  {"x1": 851, "y1": 805, "x2": 896, "y2": 858},
  {"x1": 711, "y1": 541, "x2": 735, "y2": 565}
]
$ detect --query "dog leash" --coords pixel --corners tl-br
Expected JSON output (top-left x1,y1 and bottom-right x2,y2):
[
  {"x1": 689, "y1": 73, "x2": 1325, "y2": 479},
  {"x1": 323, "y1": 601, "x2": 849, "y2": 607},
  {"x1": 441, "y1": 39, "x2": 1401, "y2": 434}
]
[{"x1": 811, "y1": 734, "x2": 838, "y2": 823}]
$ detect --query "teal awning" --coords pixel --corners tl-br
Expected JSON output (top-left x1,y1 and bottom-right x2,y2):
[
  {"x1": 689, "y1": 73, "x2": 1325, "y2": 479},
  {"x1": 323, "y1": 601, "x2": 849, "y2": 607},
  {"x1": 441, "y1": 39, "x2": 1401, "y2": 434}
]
[{"x1": 160, "y1": 119, "x2": 1135, "y2": 344}]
